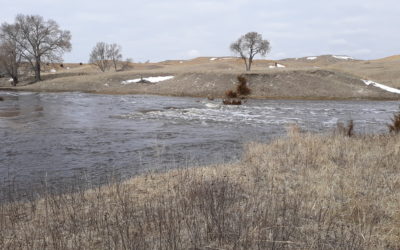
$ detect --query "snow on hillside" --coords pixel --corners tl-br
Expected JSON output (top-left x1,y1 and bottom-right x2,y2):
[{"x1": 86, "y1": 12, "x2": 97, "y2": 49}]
[
  {"x1": 269, "y1": 64, "x2": 286, "y2": 68},
  {"x1": 362, "y1": 80, "x2": 400, "y2": 94},
  {"x1": 121, "y1": 76, "x2": 174, "y2": 85},
  {"x1": 307, "y1": 57, "x2": 317, "y2": 60},
  {"x1": 333, "y1": 55, "x2": 353, "y2": 60}
]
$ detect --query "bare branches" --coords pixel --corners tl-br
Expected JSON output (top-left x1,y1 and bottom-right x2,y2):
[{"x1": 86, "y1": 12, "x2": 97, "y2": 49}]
[
  {"x1": 89, "y1": 42, "x2": 111, "y2": 72},
  {"x1": 0, "y1": 23, "x2": 22, "y2": 85},
  {"x1": 89, "y1": 42, "x2": 123, "y2": 72},
  {"x1": 230, "y1": 32, "x2": 271, "y2": 71},
  {"x1": 1, "y1": 14, "x2": 71, "y2": 82}
]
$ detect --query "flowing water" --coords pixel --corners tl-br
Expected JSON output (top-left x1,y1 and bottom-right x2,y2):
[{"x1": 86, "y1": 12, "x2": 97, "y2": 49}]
[{"x1": 0, "y1": 91, "x2": 398, "y2": 200}]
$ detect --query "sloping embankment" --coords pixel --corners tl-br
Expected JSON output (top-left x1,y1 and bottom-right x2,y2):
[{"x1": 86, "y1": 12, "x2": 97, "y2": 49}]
[{"x1": 2, "y1": 69, "x2": 399, "y2": 100}]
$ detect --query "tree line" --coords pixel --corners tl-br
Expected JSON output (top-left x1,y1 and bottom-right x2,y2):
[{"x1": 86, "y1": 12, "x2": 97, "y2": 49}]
[
  {"x1": 0, "y1": 14, "x2": 271, "y2": 86},
  {"x1": 0, "y1": 14, "x2": 71, "y2": 85}
]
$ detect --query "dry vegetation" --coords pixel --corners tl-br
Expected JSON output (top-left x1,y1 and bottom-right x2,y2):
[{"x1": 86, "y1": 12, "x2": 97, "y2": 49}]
[
  {"x1": 1, "y1": 55, "x2": 400, "y2": 100},
  {"x1": 1, "y1": 129, "x2": 400, "y2": 249}
]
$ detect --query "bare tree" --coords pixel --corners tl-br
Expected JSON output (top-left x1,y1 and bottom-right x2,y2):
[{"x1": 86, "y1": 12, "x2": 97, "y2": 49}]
[
  {"x1": 89, "y1": 42, "x2": 111, "y2": 72},
  {"x1": 121, "y1": 58, "x2": 133, "y2": 71},
  {"x1": 230, "y1": 32, "x2": 270, "y2": 71},
  {"x1": 2, "y1": 14, "x2": 71, "y2": 82},
  {"x1": 89, "y1": 42, "x2": 123, "y2": 72},
  {"x1": 108, "y1": 43, "x2": 122, "y2": 71},
  {"x1": 0, "y1": 24, "x2": 22, "y2": 85}
]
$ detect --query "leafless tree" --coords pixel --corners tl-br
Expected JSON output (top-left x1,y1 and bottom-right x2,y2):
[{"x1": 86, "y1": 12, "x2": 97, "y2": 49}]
[
  {"x1": 0, "y1": 24, "x2": 22, "y2": 85},
  {"x1": 121, "y1": 57, "x2": 133, "y2": 71},
  {"x1": 108, "y1": 43, "x2": 122, "y2": 71},
  {"x1": 2, "y1": 14, "x2": 71, "y2": 82},
  {"x1": 89, "y1": 42, "x2": 111, "y2": 72},
  {"x1": 230, "y1": 32, "x2": 270, "y2": 71},
  {"x1": 89, "y1": 42, "x2": 123, "y2": 72}
]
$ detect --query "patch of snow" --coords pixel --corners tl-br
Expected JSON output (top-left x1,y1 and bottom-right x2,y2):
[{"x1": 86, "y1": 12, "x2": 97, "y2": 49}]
[
  {"x1": 221, "y1": 57, "x2": 233, "y2": 60},
  {"x1": 8, "y1": 78, "x2": 13, "y2": 82},
  {"x1": 209, "y1": 58, "x2": 218, "y2": 61},
  {"x1": 307, "y1": 56, "x2": 317, "y2": 60},
  {"x1": 121, "y1": 76, "x2": 174, "y2": 85},
  {"x1": 269, "y1": 64, "x2": 286, "y2": 69},
  {"x1": 50, "y1": 69, "x2": 56, "y2": 73},
  {"x1": 362, "y1": 79, "x2": 400, "y2": 94},
  {"x1": 104, "y1": 83, "x2": 109, "y2": 87},
  {"x1": 333, "y1": 55, "x2": 353, "y2": 60},
  {"x1": 66, "y1": 67, "x2": 70, "y2": 70},
  {"x1": 179, "y1": 61, "x2": 183, "y2": 64}
]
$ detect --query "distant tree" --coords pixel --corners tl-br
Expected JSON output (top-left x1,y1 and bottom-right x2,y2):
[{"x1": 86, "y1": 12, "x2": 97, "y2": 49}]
[
  {"x1": 121, "y1": 58, "x2": 133, "y2": 71},
  {"x1": 0, "y1": 24, "x2": 22, "y2": 85},
  {"x1": 89, "y1": 42, "x2": 111, "y2": 72},
  {"x1": 230, "y1": 32, "x2": 270, "y2": 71},
  {"x1": 89, "y1": 42, "x2": 123, "y2": 72},
  {"x1": 108, "y1": 43, "x2": 122, "y2": 71},
  {"x1": 2, "y1": 14, "x2": 72, "y2": 82}
]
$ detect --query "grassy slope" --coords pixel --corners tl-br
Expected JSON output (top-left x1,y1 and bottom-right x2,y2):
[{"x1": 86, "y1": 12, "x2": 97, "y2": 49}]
[
  {"x1": 1, "y1": 56, "x2": 400, "y2": 100},
  {"x1": 1, "y1": 131, "x2": 400, "y2": 249}
]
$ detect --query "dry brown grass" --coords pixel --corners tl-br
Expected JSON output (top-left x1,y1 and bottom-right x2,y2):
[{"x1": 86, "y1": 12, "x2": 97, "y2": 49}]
[
  {"x1": 1, "y1": 55, "x2": 400, "y2": 100},
  {"x1": 1, "y1": 131, "x2": 400, "y2": 249}
]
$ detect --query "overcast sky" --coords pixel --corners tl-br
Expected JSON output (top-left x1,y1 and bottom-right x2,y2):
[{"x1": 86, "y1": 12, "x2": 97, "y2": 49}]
[{"x1": 1, "y1": 0, "x2": 399, "y2": 62}]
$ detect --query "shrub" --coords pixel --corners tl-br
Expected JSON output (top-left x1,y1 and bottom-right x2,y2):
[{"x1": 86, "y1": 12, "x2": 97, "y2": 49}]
[
  {"x1": 336, "y1": 120, "x2": 354, "y2": 137},
  {"x1": 225, "y1": 90, "x2": 238, "y2": 98},
  {"x1": 223, "y1": 99, "x2": 241, "y2": 105},
  {"x1": 388, "y1": 108, "x2": 400, "y2": 134}
]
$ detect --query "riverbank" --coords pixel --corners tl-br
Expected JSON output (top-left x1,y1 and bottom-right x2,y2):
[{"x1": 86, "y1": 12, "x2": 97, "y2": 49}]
[
  {"x1": 2, "y1": 70, "x2": 400, "y2": 100},
  {"x1": 1, "y1": 131, "x2": 400, "y2": 249},
  {"x1": 1, "y1": 58, "x2": 400, "y2": 100}
]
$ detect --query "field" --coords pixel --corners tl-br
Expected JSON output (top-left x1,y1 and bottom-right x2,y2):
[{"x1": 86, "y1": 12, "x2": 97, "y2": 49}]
[
  {"x1": 1, "y1": 128, "x2": 400, "y2": 249},
  {"x1": 1, "y1": 55, "x2": 400, "y2": 100}
]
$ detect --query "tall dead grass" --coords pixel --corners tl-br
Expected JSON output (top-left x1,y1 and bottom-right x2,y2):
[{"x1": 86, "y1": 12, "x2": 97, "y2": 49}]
[{"x1": 1, "y1": 132, "x2": 400, "y2": 249}]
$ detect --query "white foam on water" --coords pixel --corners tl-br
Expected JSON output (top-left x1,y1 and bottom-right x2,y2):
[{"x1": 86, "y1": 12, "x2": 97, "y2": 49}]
[{"x1": 204, "y1": 103, "x2": 220, "y2": 108}]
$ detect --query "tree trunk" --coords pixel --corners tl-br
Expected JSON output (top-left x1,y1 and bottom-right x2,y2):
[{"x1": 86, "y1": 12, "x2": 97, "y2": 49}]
[
  {"x1": 34, "y1": 60, "x2": 41, "y2": 81},
  {"x1": 247, "y1": 57, "x2": 253, "y2": 71},
  {"x1": 12, "y1": 76, "x2": 18, "y2": 86}
]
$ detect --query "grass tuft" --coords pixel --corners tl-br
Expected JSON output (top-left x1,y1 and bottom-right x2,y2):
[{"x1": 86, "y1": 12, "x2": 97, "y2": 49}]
[{"x1": 388, "y1": 107, "x2": 400, "y2": 134}]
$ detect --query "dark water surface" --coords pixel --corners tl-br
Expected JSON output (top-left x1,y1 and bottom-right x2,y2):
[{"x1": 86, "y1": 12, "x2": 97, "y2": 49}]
[{"x1": 0, "y1": 92, "x2": 398, "y2": 200}]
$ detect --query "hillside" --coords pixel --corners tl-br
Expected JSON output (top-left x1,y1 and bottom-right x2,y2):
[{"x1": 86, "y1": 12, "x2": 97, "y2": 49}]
[{"x1": 1, "y1": 55, "x2": 400, "y2": 100}]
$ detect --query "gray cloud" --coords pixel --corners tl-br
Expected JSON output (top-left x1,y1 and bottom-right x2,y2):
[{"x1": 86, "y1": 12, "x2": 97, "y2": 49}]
[{"x1": 1, "y1": 0, "x2": 399, "y2": 62}]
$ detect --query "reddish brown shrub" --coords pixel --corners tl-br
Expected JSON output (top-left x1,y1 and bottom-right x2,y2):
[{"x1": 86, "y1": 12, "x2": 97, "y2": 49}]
[
  {"x1": 388, "y1": 108, "x2": 400, "y2": 134},
  {"x1": 225, "y1": 90, "x2": 238, "y2": 98}
]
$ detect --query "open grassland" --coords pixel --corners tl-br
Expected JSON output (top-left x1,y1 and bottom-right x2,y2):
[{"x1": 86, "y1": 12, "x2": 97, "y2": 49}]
[
  {"x1": 1, "y1": 55, "x2": 400, "y2": 100},
  {"x1": 1, "y1": 130, "x2": 400, "y2": 249}
]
